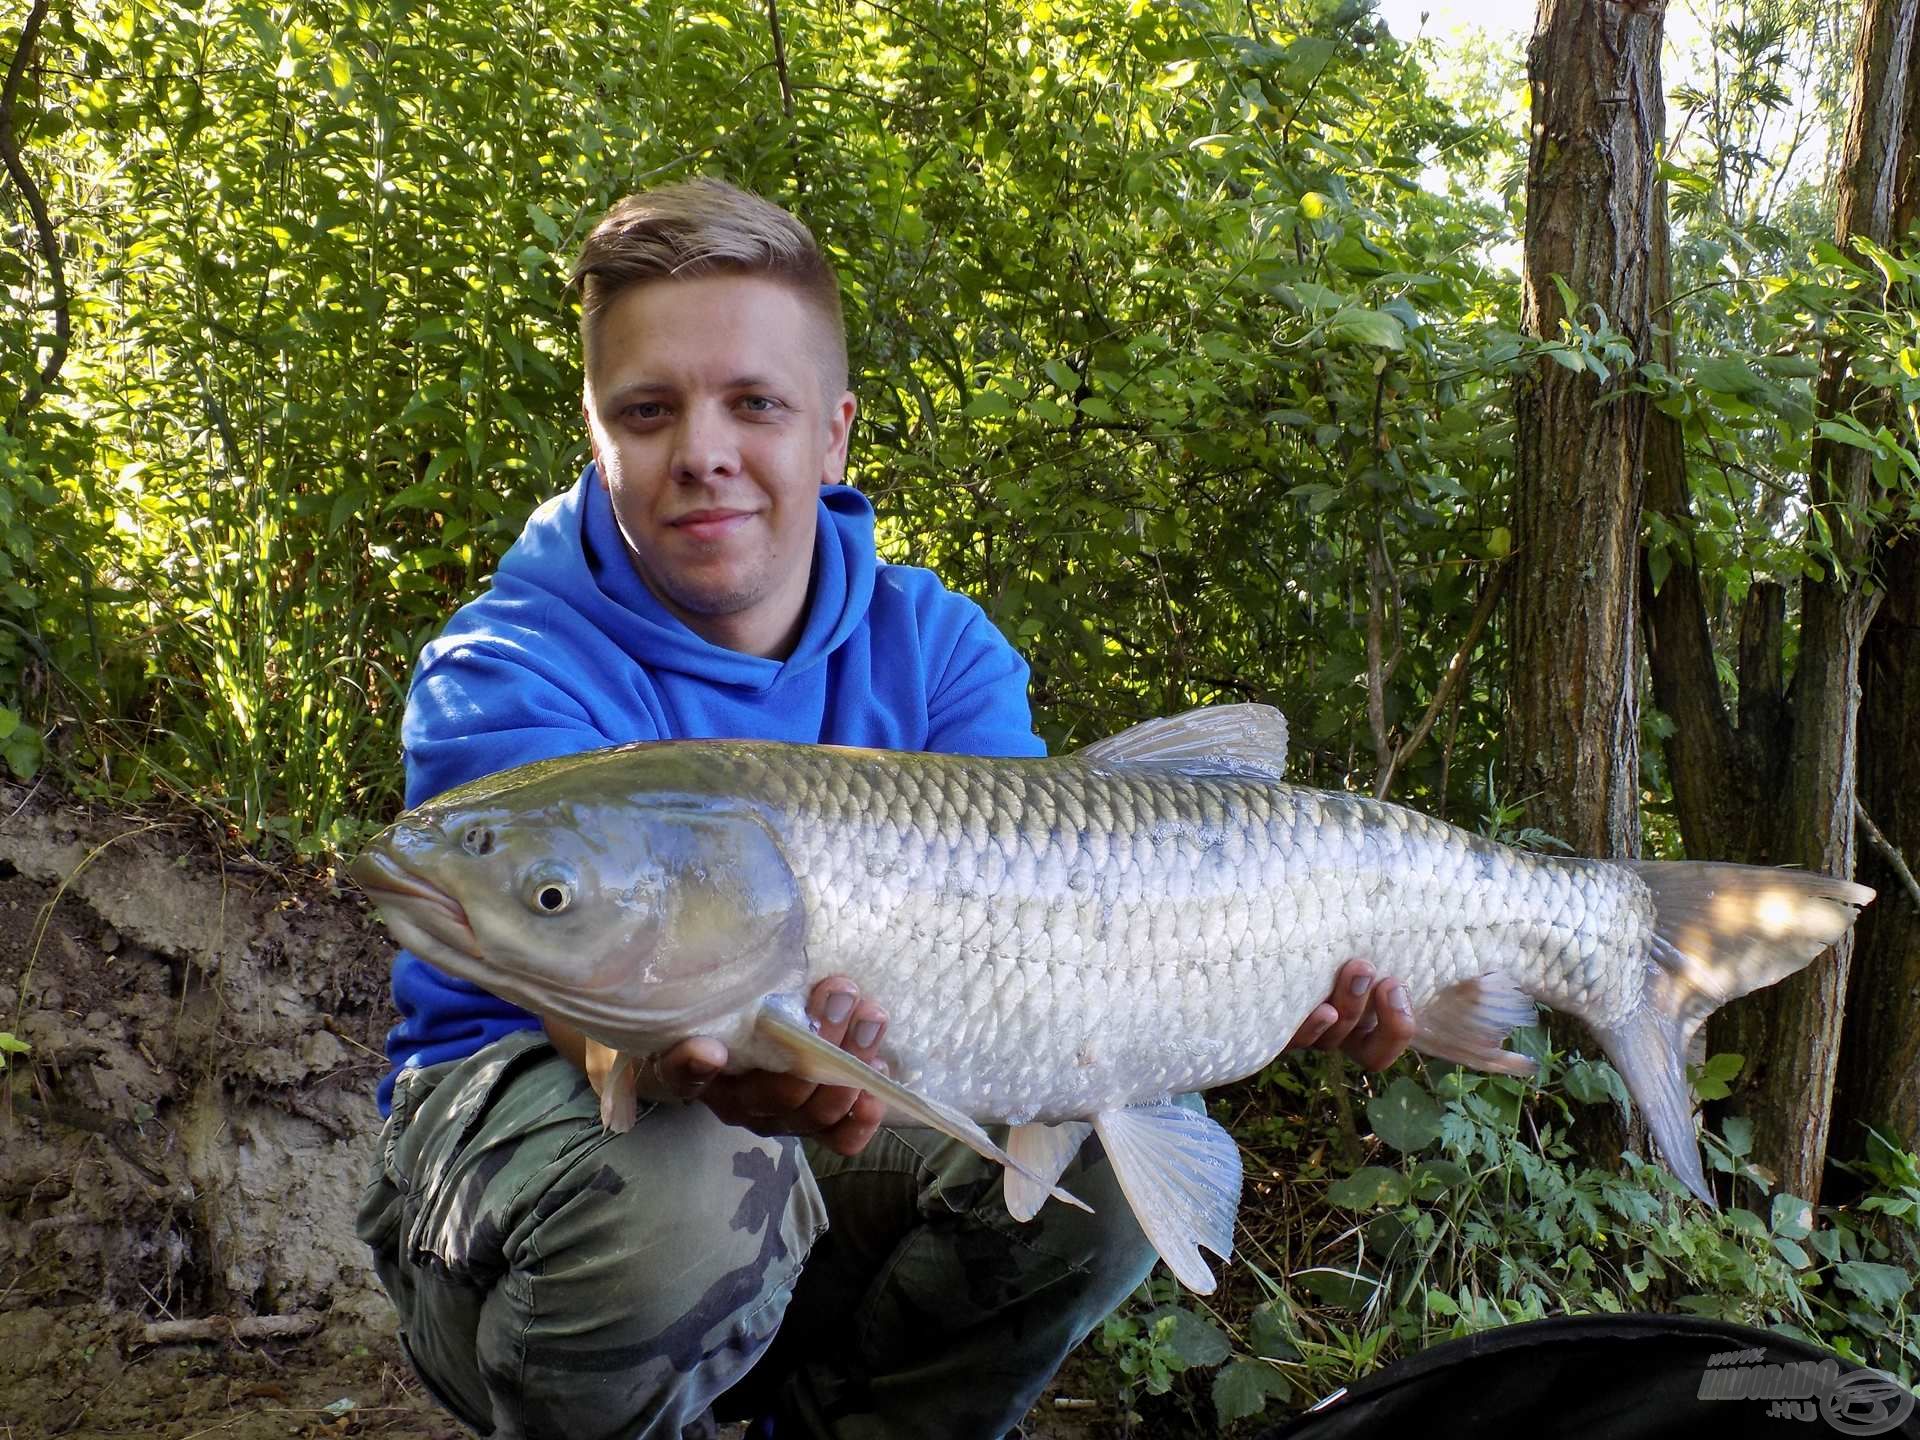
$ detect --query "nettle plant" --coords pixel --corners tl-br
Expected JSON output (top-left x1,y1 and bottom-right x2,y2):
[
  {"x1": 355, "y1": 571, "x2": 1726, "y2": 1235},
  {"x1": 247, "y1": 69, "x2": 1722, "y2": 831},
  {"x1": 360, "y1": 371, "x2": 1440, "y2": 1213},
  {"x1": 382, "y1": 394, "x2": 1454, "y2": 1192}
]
[{"x1": 1092, "y1": 1045, "x2": 1918, "y2": 1434}]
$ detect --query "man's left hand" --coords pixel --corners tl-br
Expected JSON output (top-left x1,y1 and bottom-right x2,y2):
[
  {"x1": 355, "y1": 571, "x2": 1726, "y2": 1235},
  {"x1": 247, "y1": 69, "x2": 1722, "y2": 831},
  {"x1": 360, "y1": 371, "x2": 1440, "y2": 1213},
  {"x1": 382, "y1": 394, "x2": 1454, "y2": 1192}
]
[{"x1": 1286, "y1": 959, "x2": 1415, "y2": 1070}]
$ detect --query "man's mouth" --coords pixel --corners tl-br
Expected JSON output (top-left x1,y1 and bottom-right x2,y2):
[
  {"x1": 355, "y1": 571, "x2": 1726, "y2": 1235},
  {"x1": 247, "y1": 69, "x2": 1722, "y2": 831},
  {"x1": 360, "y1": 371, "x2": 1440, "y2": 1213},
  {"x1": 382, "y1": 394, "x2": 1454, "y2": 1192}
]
[{"x1": 668, "y1": 509, "x2": 756, "y2": 543}]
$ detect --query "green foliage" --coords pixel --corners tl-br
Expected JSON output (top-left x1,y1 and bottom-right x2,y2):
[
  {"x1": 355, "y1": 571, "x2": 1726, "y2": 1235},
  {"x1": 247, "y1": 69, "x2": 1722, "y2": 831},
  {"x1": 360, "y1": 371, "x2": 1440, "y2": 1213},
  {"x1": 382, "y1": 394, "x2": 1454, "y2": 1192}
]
[
  {"x1": 4, "y1": 0, "x2": 1533, "y2": 849},
  {"x1": 0, "y1": 1032, "x2": 29, "y2": 1069},
  {"x1": 1095, "y1": 1057, "x2": 1919, "y2": 1434}
]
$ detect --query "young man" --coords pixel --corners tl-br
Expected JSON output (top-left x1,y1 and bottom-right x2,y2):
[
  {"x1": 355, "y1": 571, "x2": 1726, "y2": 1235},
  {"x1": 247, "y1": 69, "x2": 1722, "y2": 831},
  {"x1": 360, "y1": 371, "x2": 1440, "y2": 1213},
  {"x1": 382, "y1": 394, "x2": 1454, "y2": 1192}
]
[{"x1": 356, "y1": 177, "x2": 1415, "y2": 1440}]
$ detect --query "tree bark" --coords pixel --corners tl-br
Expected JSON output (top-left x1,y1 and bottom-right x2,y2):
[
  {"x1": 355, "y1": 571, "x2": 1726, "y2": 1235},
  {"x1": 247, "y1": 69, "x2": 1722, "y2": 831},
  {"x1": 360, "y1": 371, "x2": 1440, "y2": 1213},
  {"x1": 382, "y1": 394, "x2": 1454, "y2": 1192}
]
[
  {"x1": 1833, "y1": 6, "x2": 1920, "y2": 1165},
  {"x1": 1839, "y1": 535, "x2": 1920, "y2": 1158},
  {"x1": 1643, "y1": 0, "x2": 1914, "y2": 1201},
  {"x1": 1511, "y1": 0, "x2": 1665, "y2": 1168},
  {"x1": 1510, "y1": 0, "x2": 1663, "y2": 862}
]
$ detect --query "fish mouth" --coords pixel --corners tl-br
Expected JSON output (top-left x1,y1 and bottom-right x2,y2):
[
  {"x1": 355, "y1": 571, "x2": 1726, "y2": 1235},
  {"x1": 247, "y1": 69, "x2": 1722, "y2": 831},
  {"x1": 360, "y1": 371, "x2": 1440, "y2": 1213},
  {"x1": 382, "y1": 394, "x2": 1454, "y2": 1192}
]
[{"x1": 349, "y1": 844, "x2": 482, "y2": 962}]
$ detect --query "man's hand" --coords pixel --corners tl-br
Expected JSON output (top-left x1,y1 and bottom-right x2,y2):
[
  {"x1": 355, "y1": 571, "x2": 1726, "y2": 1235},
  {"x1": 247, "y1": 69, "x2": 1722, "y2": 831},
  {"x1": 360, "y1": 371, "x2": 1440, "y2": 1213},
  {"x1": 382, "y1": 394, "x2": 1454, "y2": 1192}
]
[
  {"x1": 1286, "y1": 959, "x2": 1415, "y2": 1071},
  {"x1": 556, "y1": 977, "x2": 891, "y2": 1158}
]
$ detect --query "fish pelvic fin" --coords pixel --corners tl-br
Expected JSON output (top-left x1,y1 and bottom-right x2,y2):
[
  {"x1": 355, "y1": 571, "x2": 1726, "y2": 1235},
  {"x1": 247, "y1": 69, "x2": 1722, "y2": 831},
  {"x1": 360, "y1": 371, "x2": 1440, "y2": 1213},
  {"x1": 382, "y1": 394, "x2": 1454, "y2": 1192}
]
[
  {"x1": 1410, "y1": 974, "x2": 1540, "y2": 1076},
  {"x1": 1004, "y1": 1121, "x2": 1095, "y2": 1222},
  {"x1": 1592, "y1": 861, "x2": 1875, "y2": 1207},
  {"x1": 751, "y1": 1000, "x2": 1093, "y2": 1214},
  {"x1": 1092, "y1": 1102, "x2": 1241, "y2": 1295}
]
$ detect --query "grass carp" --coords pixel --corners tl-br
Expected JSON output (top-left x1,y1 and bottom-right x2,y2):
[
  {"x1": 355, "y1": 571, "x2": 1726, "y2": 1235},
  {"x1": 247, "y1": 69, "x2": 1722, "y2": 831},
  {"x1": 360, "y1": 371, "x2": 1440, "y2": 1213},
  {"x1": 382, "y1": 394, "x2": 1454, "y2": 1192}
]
[{"x1": 351, "y1": 705, "x2": 1872, "y2": 1292}]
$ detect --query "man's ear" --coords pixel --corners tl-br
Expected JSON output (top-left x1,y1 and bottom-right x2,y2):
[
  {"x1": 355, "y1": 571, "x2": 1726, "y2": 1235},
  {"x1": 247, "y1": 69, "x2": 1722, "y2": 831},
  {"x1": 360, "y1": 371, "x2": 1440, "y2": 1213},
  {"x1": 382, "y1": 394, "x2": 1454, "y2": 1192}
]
[{"x1": 823, "y1": 391, "x2": 857, "y2": 484}]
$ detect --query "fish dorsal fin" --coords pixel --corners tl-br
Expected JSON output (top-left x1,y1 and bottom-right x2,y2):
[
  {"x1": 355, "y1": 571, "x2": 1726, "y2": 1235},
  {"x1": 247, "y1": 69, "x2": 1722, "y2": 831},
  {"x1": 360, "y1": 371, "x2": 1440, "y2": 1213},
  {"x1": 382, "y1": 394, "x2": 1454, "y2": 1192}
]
[
  {"x1": 1092, "y1": 1102, "x2": 1242, "y2": 1294},
  {"x1": 1077, "y1": 705, "x2": 1288, "y2": 781},
  {"x1": 1004, "y1": 1121, "x2": 1095, "y2": 1222},
  {"x1": 751, "y1": 998, "x2": 1092, "y2": 1214}
]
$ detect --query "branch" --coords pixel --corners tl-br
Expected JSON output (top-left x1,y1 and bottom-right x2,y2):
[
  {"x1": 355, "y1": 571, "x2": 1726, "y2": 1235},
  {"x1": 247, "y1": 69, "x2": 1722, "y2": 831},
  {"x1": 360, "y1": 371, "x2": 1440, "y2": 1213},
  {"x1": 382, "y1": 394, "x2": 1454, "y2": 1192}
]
[
  {"x1": 764, "y1": 0, "x2": 794, "y2": 118},
  {"x1": 1376, "y1": 564, "x2": 1507, "y2": 800},
  {"x1": 0, "y1": 0, "x2": 67, "y2": 434},
  {"x1": 1858, "y1": 805, "x2": 1920, "y2": 913},
  {"x1": 139, "y1": 1312, "x2": 325, "y2": 1345}
]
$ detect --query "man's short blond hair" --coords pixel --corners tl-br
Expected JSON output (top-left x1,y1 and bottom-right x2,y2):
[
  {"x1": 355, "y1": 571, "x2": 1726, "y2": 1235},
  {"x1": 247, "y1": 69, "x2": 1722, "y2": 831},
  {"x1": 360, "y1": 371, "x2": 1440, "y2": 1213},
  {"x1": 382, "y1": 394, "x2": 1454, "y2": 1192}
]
[{"x1": 571, "y1": 178, "x2": 849, "y2": 397}]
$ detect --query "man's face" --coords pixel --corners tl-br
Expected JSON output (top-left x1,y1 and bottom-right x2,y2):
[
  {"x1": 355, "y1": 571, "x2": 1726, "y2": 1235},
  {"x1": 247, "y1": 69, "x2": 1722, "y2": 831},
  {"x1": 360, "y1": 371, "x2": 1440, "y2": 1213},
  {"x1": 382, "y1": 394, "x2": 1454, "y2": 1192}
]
[{"x1": 582, "y1": 273, "x2": 856, "y2": 658}]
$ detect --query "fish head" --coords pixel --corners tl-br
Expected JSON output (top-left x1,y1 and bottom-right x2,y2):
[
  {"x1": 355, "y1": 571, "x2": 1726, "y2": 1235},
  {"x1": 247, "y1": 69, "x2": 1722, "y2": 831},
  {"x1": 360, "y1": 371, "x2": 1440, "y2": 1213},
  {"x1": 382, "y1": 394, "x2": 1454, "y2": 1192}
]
[{"x1": 351, "y1": 775, "x2": 805, "y2": 1051}]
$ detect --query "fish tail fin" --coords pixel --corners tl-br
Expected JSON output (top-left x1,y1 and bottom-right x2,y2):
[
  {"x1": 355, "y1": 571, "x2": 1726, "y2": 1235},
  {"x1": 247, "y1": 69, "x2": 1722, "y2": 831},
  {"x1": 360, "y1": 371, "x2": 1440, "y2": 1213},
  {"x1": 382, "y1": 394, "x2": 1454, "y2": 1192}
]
[{"x1": 1587, "y1": 861, "x2": 1873, "y2": 1205}]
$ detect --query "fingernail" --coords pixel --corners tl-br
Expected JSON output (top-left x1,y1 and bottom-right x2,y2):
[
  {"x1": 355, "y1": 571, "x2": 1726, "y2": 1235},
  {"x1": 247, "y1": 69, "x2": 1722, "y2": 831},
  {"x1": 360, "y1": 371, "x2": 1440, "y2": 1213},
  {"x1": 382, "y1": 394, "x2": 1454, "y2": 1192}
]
[
  {"x1": 1349, "y1": 972, "x2": 1372, "y2": 996},
  {"x1": 824, "y1": 990, "x2": 855, "y2": 1024},
  {"x1": 685, "y1": 1059, "x2": 718, "y2": 1083},
  {"x1": 1389, "y1": 985, "x2": 1412, "y2": 1014},
  {"x1": 853, "y1": 1019, "x2": 880, "y2": 1048}
]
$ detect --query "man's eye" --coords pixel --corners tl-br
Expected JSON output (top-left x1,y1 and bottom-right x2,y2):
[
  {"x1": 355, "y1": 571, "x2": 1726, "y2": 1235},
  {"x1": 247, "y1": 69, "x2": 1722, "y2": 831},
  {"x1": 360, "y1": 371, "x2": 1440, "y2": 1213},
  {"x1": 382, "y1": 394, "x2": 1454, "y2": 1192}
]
[
  {"x1": 624, "y1": 403, "x2": 666, "y2": 421},
  {"x1": 740, "y1": 395, "x2": 782, "y2": 414}
]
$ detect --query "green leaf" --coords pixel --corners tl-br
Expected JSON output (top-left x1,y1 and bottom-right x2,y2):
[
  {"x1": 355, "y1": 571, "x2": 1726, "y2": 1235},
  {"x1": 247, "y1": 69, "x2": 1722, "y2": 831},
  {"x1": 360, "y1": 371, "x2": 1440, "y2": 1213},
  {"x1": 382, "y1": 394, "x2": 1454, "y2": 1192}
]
[
  {"x1": 1835, "y1": 1261, "x2": 1912, "y2": 1310},
  {"x1": 0, "y1": 1033, "x2": 29, "y2": 1054},
  {"x1": 1293, "y1": 1266, "x2": 1381, "y2": 1310},
  {"x1": 963, "y1": 389, "x2": 1013, "y2": 419},
  {"x1": 1368, "y1": 1077, "x2": 1442, "y2": 1153},
  {"x1": 1817, "y1": 418, "x2": 1885, "y2": 454},
  {"x1": 1213, "y1": 1358, "x2": 1290, "y2": 1425},
  {"x1": 1721, "y1": 1115, "x2": 1754, "y2": 1159},
  {"x1": 1411, "y1": 1158, "x2": 1470, "y2": 1196},
  {"x1": 0, "y1": 706, "x2": 17, "y2": 742},
  {"x1": 1247, "y1": 1300, "x2": 1298, "y2": 1360},
  {"x1": 1328, "y1": 1166, "x2": 1412, "y2": 1209},
  {"x1": 1326, "y1": 308, "x2": 1405, "y2": 351},
  {"x1": 1145, "y1": 1305, "x2": 1231, "y2": 1367},
  {"x1": 1692, "y1": 356, "x2": 1766, "y2": 398},
  {"x1": 1770, "y1": 1193, "x2": 1813, "y2": 1240}
]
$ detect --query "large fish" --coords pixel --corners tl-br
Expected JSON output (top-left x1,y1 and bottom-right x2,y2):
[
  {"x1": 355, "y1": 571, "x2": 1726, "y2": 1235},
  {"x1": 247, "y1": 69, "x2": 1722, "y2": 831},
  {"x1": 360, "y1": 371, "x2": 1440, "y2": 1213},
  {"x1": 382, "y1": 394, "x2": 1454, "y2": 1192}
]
[{"x1": 351, "y1": 705, "x2": 1872, "y2": 1292}]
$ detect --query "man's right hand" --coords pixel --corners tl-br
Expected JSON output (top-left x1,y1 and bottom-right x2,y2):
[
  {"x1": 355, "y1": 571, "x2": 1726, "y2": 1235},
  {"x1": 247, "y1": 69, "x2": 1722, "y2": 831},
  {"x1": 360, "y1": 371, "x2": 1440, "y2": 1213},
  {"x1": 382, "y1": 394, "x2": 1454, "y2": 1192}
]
[{"x1": 547, "y1": 976, "x2": 892, "y2": 1158}]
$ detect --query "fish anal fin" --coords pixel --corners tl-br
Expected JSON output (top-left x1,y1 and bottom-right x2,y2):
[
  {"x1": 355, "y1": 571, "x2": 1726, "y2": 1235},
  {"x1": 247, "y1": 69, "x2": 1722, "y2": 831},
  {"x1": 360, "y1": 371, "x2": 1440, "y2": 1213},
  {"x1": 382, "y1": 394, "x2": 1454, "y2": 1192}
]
[
  {"x1": 752, "y1": 1001, "x2": 1092, "y2": 1214},
  {"x1": 599, "y1": 1052, "x2": 641, "y2": 1133},
  {"x1": 1092, "y1": 1103, "x2": 1242, "y2": 1295},
  {"x1": 1004, "y1": 1121, "x2": 1094, "y2": 1222},
  {"x1": 1077, "y1": 705, "x2": 1288, "y2": 781},
  {"x1": 1411, "y1": 973, "x2": 1539, "y2": 1077}
]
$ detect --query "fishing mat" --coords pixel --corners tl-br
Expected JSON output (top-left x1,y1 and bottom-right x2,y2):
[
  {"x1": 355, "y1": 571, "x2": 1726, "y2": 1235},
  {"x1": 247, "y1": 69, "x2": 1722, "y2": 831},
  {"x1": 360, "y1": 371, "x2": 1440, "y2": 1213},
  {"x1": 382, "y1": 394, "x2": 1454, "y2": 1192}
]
[{"x1": 1260, "y1": 1312, "x2": 1918, "y2": 1439}]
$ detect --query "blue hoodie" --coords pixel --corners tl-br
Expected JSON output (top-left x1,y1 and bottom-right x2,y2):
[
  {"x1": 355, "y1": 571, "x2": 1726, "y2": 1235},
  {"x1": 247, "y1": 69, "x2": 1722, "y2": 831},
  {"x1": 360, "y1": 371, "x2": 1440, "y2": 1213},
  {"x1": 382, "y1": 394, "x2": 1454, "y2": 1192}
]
[{"x1": 377, "y1": 464, "x2": 1044, "y2": 1113}]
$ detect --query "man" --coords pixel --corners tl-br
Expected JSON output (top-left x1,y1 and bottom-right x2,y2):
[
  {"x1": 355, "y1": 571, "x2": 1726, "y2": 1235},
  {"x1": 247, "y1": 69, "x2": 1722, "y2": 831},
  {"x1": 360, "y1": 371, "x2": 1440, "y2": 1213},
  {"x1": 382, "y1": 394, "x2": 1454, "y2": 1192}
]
[{"x1": 356, "y1": 177, "x2": 1415, "y2": 1440}]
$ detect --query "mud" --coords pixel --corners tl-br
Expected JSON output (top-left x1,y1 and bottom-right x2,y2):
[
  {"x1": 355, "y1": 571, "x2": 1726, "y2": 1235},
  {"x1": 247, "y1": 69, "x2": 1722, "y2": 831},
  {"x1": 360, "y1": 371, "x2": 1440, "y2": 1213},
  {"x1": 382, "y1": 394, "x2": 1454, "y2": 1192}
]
[{"x1": 0, "y1": 784, "x2": 1123, "y2": 1439}]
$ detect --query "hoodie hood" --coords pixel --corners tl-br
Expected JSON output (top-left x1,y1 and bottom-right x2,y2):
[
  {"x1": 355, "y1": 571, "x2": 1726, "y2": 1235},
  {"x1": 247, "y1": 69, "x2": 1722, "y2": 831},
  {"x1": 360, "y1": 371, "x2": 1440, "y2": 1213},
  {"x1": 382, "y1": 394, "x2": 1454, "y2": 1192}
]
[{"x1": 496, "y1": 462, "x2": 878, "y2": 696}]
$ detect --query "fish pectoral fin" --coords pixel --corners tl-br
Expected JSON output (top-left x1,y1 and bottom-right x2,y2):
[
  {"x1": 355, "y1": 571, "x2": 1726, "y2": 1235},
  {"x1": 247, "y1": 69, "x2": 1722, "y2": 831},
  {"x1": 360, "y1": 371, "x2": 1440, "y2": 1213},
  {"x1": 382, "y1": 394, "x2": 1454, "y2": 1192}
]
[
  {"x1": 1004, "y1": 1121, "x2": 1095, "y2": 1222},
  {"x1": 751, "y1": 1003, "x2": 1093, "y2": 1214},
  {"x1": 1092, "y1": 1103, "x2": 1242, "y2": 1295},
  {"x1": 599, "y1": 1052, "x2": 641, "y2": 1133},
  {"x1": 1410, "y1": 974, "x2": 1539, "y2": 1077}
]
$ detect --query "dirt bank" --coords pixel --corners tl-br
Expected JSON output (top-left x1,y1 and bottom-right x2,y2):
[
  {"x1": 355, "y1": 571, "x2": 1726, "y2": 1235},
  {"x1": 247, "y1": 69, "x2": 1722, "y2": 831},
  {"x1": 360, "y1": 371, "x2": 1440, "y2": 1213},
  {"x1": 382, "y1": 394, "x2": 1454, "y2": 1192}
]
[
  {"x1": 0, "y1": 785, "x2": 1120, "y2": 1439},
  {"x1": 0, "y1": 781, "x2": 468, "y2": 1436}
]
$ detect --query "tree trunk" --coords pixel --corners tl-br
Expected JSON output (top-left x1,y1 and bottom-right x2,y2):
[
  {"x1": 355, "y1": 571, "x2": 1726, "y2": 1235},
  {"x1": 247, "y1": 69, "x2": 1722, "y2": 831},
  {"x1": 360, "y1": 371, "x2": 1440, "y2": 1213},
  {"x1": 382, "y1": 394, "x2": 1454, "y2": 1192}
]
[
  {"x1": 1839, "y1": 535, "x2": 1920, "y2": 1158},
  {"x1": 1644, "y1": 0, "x2": 1913, "y2": 1202},
  {"x1": 1511, "y1": 0, "x2": 1663, "y2": 857},
  {"x1": 1833, "y1": 6, "x2": 1920, "y2": 1165},
  {"x1": 1510, "y1": 0, "x2": 1664, "y2": 1164}
]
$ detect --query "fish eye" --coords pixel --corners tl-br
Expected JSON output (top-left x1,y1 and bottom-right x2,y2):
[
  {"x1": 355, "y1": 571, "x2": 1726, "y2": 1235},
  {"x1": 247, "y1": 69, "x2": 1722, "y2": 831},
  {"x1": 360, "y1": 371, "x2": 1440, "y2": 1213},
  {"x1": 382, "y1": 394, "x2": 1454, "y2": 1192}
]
[
  {"x1": 525, "y1": 869, "x2": 576, "y2": 915},
  {"x1": 462, "y1": 825, "x2": 496, "y2": 857}
]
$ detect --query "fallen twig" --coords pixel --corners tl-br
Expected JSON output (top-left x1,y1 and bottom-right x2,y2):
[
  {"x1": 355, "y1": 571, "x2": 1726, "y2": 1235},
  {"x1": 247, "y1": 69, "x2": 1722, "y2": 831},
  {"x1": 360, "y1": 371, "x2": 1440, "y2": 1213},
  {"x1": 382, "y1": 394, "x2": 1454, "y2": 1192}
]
[{"x1": 139, "y1": 1311, "x2": 324, "y2": 1344}]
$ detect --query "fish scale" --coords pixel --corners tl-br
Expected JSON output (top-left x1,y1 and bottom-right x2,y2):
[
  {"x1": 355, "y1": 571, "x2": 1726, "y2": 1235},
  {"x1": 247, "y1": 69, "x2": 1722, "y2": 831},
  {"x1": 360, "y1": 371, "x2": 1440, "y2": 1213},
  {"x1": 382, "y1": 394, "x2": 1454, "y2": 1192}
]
[
  {"x1": 352, "y1": 704, "x2": 1874, "y2": 1292},
  {"x1": 738, "y1": 746, "x2": 1627, "y2": 1122}
]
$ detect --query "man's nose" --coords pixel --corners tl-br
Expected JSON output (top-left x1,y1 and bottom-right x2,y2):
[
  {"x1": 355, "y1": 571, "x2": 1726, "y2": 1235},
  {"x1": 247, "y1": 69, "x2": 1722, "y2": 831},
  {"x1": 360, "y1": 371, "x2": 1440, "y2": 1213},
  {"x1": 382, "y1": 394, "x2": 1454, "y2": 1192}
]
[{"x1": 671, "y1": 401, "x2": 740, "y2": 480}]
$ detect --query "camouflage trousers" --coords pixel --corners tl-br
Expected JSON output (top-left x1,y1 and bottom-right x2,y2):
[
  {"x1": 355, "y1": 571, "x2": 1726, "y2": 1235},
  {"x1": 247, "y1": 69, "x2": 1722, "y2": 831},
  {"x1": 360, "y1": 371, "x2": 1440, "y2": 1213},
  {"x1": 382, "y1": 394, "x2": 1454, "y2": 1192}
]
[{"x1": 355, "y1": 1029, "x2": 1161, "y2": 1440}]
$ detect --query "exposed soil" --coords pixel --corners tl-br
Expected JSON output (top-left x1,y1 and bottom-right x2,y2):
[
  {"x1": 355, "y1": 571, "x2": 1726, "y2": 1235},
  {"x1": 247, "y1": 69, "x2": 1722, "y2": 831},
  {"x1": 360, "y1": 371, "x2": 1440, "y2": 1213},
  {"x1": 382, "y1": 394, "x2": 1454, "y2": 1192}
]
[{"x1": 0, "y1": 784, "x2": 1130, "y2": 1440}]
